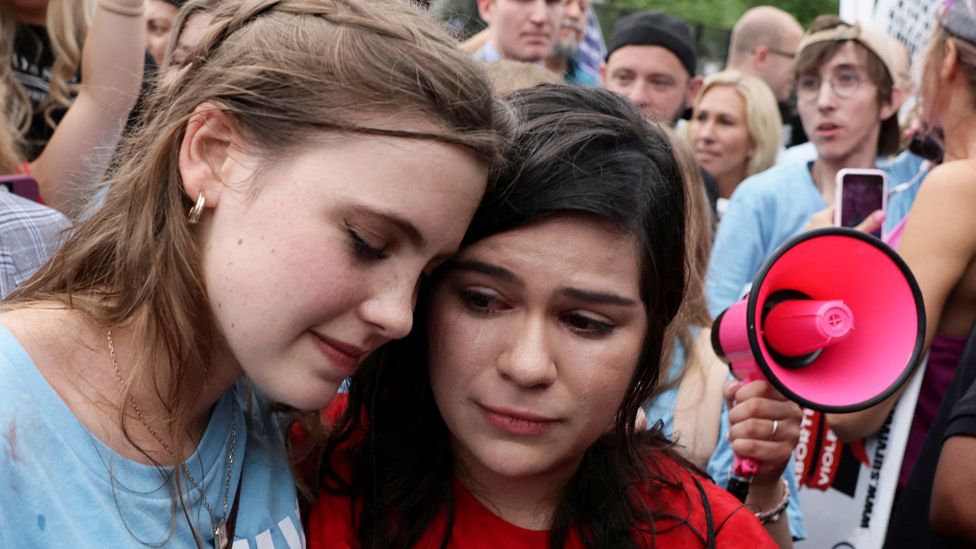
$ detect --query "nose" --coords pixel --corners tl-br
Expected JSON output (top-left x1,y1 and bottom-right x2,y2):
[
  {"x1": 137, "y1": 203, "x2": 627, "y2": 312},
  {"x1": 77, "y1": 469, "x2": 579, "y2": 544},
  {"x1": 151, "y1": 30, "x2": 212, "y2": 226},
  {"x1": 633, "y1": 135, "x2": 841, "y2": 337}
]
[
  {"x1": 625, "y1": 82, "x2": 650, "y2": 112},
  {"x1": 565, "y1": 0, "x2": 582, "y2": 20},
  {"x1": 815, "y1": 79, "x2": 837, "y2": 111},
  {"x1": 700, "y1": 118, "x2": 717, "y2": 141},
  {"x1": 496, "y1": 314, "x2": 557, "y2": 388},
  {"x1": 529, "y1": 0, "x2": 548, "y2": 23},
  {"x1": 358, "y1": 279, "x2": 415, "y2": 341}
]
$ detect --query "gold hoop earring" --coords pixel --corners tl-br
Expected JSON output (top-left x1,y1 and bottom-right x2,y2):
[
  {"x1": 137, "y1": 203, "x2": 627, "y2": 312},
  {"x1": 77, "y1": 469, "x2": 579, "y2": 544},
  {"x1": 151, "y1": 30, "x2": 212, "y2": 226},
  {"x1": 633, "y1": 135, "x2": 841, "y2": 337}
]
[{"x1": 188, "y1": 192, "x2": 206, "y2": 224}]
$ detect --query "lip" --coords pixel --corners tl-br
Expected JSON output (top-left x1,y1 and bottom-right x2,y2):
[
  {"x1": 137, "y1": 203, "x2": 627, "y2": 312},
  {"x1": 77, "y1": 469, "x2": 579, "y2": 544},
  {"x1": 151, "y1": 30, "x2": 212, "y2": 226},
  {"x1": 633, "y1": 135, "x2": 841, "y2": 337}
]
[
  {"x1": 816, "y1": 122, "x2": 843, "y2": 139},
  {"x1": 521, "y1": 32, "x2": 551, "y2": 44},
  {"x1": 478, "y1": 403, "x2": 559, "y2": 436},
  {"x1": 695, "y1": 149, "x2": 722, "y2": 164},
  {"x1": 311, "y1": 332, "x2": 366, "y2": 376}
]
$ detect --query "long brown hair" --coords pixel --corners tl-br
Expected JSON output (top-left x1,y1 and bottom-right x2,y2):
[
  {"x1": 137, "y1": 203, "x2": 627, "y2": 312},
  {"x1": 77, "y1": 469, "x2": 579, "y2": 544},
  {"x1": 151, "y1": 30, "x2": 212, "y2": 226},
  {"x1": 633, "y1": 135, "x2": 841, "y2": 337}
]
[{"x1": 7, "y1": 0, "x2": 510, "y2": 537}]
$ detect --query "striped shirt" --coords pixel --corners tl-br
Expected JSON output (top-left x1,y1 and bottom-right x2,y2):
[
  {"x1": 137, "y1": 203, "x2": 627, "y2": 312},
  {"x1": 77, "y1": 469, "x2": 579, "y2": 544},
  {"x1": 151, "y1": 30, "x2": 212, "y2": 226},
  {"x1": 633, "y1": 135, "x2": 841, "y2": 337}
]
[{"x1": 0, "y1": 189, "x2": 68, "y2": 298}]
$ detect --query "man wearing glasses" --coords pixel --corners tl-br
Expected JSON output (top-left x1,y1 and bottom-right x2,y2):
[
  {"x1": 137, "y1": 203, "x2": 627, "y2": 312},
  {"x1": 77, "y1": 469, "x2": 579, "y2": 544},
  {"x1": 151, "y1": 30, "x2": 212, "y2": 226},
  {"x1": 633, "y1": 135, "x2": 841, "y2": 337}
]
[
  {"x1": 726, "y1": 6, "x2": 805, "y2": 149},
  {"x1": 705, "y1": 16, "x2": 924, "y2": 316},
  {"x1": 726, "y1": 6, "x2": 804, "y2": 104}
]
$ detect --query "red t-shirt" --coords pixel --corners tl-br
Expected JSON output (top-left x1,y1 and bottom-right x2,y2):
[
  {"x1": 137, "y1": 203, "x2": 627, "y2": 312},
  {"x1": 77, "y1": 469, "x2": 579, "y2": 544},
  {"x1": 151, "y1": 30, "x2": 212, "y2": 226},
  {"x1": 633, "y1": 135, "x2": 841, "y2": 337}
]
[{"x1": 307, "y1": 432, "x2": 775, "y2": 548}]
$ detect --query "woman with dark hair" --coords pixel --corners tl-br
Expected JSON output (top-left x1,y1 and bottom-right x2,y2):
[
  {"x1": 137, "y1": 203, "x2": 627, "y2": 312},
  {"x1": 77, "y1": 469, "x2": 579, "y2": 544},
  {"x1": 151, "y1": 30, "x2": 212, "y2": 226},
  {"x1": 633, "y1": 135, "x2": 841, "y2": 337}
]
[{"x1": 308, "y1": 85, "x2": 775, "y2": 548}]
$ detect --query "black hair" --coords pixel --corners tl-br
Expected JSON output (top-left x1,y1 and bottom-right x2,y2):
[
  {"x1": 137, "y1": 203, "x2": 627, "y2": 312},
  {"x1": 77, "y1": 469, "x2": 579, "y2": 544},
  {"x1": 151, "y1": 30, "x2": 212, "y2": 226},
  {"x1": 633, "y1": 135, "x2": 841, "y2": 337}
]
[{"x1": 321, "y1": 85, "x2": 696, "y2": 548}]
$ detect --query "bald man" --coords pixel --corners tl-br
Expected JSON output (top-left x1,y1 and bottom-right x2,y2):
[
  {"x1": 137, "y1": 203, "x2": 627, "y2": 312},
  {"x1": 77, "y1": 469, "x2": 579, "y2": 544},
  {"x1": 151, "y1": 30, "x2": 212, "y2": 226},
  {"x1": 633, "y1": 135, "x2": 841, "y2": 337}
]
[{"x1": 727, "y1": 6, "x2": 804, "y2": 102}]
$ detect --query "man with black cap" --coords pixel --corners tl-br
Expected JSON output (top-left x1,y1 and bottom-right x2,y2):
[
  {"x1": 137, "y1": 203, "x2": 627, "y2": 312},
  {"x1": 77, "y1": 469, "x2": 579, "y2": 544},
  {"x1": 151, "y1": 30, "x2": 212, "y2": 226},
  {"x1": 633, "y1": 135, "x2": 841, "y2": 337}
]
[
  {"x1": 599, "y1": 11, "x2": 720, "y2": 214},
  {"x1": 600, "y1": 11, "x2": 702, "y2": 127}
]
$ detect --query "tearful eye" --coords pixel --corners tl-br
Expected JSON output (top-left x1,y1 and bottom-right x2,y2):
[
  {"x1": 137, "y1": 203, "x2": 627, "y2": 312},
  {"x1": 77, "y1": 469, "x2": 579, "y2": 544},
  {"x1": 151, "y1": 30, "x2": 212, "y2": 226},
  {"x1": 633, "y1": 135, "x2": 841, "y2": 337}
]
[
  {"x1": 563, "y1": 313, "x2": 615, "y2": 337},
  {"x1": 459, "y1": 289, "x2": 507, "y2": 314}
]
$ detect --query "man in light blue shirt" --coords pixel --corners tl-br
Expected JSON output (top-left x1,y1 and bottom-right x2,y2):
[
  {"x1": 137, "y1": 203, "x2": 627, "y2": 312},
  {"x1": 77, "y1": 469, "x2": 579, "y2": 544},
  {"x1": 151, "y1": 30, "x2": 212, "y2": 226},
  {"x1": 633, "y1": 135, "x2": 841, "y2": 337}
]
[{"x1": 707, "y1": 18, "x2": 924, "y2": 316}]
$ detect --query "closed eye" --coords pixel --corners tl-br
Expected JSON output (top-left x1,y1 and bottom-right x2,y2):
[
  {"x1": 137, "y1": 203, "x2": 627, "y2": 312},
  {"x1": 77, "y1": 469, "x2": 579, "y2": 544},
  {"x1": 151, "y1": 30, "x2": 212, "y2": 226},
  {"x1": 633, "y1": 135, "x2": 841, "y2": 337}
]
[{"x1": 347, "y1": 225, "x2": 388, "y2": 260}]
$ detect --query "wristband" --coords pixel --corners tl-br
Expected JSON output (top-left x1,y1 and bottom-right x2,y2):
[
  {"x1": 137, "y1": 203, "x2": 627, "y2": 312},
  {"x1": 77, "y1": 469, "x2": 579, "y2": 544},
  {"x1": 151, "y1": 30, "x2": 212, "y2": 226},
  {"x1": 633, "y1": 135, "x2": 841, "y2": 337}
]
[
  {"x1": 754, "y1": 478, "x2": 790, "y2": 524},
  {"x1": 98, "y1": 0, "x2": 145, "y2": 16}
]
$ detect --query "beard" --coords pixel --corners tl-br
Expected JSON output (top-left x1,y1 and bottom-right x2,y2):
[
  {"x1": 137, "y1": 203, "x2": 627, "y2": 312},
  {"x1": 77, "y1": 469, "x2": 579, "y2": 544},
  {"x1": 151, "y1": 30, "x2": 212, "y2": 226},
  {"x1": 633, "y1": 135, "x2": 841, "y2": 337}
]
[{"x1": 552, "y1": 29, "x2": 583, "y2": 59}]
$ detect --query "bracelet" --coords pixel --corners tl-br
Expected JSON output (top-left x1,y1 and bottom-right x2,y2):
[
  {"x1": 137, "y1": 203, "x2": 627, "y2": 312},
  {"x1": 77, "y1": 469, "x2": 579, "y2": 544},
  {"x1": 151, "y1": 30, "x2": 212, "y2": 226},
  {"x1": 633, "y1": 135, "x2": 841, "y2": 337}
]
[
  {"x1": 753, "y1": 478, "x2": 790, "y2": 524},
  {"x1": 98, "y1": 0, "x2": 145, "y2": 16}
]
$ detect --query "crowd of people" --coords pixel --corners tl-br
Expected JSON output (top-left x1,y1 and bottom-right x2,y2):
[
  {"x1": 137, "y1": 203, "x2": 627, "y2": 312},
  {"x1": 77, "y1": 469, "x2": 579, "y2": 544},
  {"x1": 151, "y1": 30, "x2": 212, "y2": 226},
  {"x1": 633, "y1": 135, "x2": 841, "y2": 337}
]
[{"x1": 0, "y1": 0, "x2": 973, "y2": 547}]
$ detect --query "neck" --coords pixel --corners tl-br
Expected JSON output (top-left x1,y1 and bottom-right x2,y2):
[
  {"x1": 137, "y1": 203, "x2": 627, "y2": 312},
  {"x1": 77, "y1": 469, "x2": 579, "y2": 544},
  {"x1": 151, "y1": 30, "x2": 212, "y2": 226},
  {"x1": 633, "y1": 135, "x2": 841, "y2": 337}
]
[
  {"x1": 11, "y1": 6, "x2": 47, "y2": 26},
  {"x1": 106, "y1": 315, "x2": 244, "y2": 462},
  {"x1": 715, "y1": 167, "x2": 748, "y2": 199},
  {"x1": 811, "y1": 144, "x2": 878, "y2": 205},
  {"x1": 941, "y1": 95, "x2": 976, "y2": 161},
  {"x1": 453, "y1": 448, "x2": 580, "y2": 530},
  {"x1": 545, "y1": 56, "x2": 568, "y2": 76}
]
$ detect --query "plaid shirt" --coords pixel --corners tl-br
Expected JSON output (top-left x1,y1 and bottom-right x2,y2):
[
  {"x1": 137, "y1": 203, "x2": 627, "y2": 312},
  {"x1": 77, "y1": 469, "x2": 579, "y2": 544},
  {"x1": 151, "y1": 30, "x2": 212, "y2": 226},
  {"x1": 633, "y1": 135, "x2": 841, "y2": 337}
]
[{"x1": 0, "y1": 190, "x2": 69, "y2": 299}]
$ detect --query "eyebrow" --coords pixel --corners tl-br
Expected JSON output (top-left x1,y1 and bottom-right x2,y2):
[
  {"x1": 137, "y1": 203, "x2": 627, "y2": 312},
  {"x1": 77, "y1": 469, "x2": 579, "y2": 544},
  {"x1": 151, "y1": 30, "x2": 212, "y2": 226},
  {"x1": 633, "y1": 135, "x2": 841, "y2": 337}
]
[
  {"x1": 450, "y1": 260, "x2": 639, "y2": 307},
  {"x1": 559, "y1": 288, "x2": 638, "y2": 307},
  {"x1": 450, "y1": 260, "x2": 524, "y2": 287},
  {"x1": 351, "y1": 204, "x2": 427, "y2": 250},
  {"x1": 828, "y1": 62, "x2": 863, "y2": 72}
]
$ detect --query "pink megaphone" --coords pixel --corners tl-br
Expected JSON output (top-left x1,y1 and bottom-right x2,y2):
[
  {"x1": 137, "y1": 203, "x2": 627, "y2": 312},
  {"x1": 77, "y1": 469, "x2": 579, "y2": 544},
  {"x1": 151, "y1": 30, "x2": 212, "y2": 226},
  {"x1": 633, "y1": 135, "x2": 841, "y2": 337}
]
[{"x1": 711, "y1": 228, "x2": 926, "y2": 500}]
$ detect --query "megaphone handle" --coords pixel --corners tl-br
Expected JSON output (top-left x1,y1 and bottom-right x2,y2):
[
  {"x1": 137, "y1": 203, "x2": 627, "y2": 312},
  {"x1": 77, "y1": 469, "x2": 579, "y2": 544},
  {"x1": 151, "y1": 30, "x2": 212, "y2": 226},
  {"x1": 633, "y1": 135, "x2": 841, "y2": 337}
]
[{"x1": 728, "y1": 375, "x2": 762, "y2": 502}]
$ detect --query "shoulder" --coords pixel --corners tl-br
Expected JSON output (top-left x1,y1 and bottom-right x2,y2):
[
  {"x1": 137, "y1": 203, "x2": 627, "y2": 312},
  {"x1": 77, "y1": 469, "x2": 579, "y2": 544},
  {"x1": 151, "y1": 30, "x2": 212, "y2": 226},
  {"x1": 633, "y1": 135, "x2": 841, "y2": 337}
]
[
  {"x1": 0, "y1": 191, "x2": 69, "y2": 231},
  {"x1": 728, "y1": 163, "x2": 811, "y2": 208},
  {"x1": 916, "y1": 159, "x2": 976, "y2": 197},
  {"x1": 879, "y1": 151, "x2": 925, "y2": 178},
  {"x1": 637, "y1": 452, "x2": 775, "y2": 547},
  {"x1": 0, "y1": 192, "x2": 69, "y2": 294}
]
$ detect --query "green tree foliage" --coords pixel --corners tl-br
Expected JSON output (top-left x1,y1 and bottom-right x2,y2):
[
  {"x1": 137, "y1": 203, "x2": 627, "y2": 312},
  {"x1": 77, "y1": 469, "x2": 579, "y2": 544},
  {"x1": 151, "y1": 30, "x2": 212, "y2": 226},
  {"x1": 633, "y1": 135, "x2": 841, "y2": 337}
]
[{"x1": 599, "y1": 0, "x2": 839, "y2": 29}]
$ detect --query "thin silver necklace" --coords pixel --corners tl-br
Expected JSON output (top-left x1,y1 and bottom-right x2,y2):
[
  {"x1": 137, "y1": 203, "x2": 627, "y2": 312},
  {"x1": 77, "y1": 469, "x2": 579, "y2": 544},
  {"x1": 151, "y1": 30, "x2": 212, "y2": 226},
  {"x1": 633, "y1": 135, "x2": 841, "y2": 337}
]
[{"x1": 107, "y1": 330, "x2": 238, "y2": 549}]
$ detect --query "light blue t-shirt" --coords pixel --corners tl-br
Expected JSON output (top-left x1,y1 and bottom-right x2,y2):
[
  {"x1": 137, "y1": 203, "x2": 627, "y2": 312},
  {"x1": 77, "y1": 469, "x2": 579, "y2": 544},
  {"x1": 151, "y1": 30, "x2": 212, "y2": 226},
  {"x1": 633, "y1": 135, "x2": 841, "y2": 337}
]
[
  {"x1": 0, "y1": 326, "x2": 305, "y2": 548},
  {"x1": 706, "y1": 151, "x2": 926, "y2": 317},
  {"x1": 644, "y1": 339, "x2": 807, "y2": 540}
]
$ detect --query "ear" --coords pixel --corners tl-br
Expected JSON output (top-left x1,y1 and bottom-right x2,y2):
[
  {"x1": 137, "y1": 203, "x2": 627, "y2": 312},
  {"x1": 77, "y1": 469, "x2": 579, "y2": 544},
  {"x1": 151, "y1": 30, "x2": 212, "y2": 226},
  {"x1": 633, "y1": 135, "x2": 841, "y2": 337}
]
[
  {"x1": 178, "y1": 102, "x2": 241, "y2": 211},
  {"x1": 476, "y1": 0, "x2": 494, "y2": 25},
  {"x1": 754, "y1": 46, "x2": 769, "y2": 67},
  {"x1": 940, "y1": 39, "x2": 960, "y2": 81},
  {"x1": 686, "y1": 75, "x2": 704, "y2": 109},
  {"x1": 880, "y1": 85, "x2": 903, "y2": 121},
  {"x1": 598, "y1": 61, "x2": 607, "y2": 85}
]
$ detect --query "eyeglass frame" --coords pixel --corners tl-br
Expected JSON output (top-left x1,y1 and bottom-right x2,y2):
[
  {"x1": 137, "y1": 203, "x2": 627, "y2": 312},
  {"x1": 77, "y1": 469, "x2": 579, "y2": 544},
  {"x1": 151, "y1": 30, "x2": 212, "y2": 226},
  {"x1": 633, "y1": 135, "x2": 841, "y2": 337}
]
[
  {"x1": 766, "y1": 46, "x2": 796, "y2": 59},
  {"x1": 795, "y1": 65, "x2": 870, "y2": 102}
]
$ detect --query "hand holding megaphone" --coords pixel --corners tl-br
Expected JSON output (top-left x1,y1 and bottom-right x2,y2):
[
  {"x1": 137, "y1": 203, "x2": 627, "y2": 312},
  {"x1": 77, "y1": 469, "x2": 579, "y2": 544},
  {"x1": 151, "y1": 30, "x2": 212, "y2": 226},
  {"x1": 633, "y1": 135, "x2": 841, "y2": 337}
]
[
  {"x1": 726, "y1": 379, "x2": 802, "y2": 485},
  {"x1": 711, "y1": 228, "x2": 926, "y2": 501}
]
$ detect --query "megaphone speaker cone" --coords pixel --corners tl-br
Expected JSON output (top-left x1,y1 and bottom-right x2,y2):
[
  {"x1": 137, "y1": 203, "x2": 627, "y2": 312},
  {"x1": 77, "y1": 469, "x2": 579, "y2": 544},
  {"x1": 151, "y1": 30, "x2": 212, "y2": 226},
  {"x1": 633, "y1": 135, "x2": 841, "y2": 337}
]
[{"x1": 713, "y1": 228, "x2": 925, "y2": 413}]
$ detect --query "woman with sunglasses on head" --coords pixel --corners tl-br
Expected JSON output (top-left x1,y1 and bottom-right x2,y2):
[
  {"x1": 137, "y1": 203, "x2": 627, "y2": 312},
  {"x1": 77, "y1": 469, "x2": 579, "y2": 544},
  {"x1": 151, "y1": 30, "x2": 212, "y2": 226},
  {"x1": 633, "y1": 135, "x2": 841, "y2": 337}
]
[
  {"x1": 309, "y1": 84, "x2": 776, "y2": 549},
  {"x1": 0, "y1": 0, "x2": 509, "y2": 547}
]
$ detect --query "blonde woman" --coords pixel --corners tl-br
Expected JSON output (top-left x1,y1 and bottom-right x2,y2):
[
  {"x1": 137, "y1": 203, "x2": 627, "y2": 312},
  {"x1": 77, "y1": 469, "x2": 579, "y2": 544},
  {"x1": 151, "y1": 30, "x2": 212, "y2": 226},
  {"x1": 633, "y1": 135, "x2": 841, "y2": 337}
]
[
  {"x1": 1, "y1": 0, "x2": 144, "y2": 216},
  {"x1": 2, "y1": 0, "x2": 91, "y2": 157},
  {"x1": 687, "y1": 69, "x2": 782, "y2": 216},
  {"x1": 0, "y1": 0, "x2": 510, "y2": 547}
]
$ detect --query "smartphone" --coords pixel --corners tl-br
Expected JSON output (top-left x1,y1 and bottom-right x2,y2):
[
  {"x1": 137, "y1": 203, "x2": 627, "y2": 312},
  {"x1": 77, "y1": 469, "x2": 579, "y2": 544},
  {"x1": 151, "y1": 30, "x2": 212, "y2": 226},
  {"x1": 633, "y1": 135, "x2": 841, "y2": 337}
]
[
  {"x1": 834, "y1": 168, "x2": 887, "y2": 238},
  {"x1": 0, "y1": 173, "x2": 41, "y2": 203}
]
